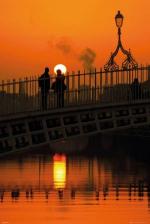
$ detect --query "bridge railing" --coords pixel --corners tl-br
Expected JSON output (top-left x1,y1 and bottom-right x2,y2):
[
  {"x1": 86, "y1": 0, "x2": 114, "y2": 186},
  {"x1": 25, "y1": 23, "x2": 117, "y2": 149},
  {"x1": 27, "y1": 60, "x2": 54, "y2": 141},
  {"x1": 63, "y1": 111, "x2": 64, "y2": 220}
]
[{"x1": 0, "y1": 66, "x2": 150, "y2": 116}]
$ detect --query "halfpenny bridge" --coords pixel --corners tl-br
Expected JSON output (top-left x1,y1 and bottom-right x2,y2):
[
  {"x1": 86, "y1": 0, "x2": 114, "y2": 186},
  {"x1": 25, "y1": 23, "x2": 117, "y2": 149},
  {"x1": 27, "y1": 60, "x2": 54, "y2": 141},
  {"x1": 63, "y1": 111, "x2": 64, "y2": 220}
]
[{"x1": 0, "y1": 11, "x2": 150, "y2": 156}]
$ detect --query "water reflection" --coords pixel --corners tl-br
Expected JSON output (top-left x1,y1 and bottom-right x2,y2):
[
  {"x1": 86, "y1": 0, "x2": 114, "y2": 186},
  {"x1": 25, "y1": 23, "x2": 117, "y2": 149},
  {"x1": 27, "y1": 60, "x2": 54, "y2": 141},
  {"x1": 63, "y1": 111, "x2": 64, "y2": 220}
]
[
  {"x1": 53, "y1": 154, "x2": 66, "y2": 189},
  {"x1": 0, "y1": 154, "x2": 150, "y2": 223}
]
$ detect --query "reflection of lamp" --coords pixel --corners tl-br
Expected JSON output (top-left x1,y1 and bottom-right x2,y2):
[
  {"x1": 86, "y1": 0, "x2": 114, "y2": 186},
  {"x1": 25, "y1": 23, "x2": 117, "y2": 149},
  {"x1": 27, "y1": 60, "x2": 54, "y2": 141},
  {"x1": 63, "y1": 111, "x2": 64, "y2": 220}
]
[{"x1": 53, "y1": 154, "x2": 66, "y2": 189}]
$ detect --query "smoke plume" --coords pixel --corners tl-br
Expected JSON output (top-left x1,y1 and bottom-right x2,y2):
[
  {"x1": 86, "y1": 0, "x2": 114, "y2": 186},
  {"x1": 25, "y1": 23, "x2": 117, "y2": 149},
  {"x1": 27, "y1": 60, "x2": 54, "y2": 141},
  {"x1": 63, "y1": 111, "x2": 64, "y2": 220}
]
[
  {"x1": 79, "y1": 48, "x2": 96, "y2": 72},
  {"x1": 56, "y1": 38, "x2": 72, "y2": 54}
]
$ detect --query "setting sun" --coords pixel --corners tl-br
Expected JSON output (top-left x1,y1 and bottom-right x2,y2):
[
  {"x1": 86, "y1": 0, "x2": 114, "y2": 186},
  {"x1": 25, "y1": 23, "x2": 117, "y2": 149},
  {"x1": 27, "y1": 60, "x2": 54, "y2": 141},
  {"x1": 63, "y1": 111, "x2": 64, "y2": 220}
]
[{"x1": 54, "y1": 64, "x2": 67, "y2": 75}]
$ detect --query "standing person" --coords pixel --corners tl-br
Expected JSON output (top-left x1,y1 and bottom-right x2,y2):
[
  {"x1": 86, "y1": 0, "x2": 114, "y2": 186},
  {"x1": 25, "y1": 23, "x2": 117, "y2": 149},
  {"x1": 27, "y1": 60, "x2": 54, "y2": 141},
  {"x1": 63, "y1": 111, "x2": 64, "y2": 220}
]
[
  {"x1": 51, "y1": 69, "x2": 67, "y2": 108},
  {"x1": 38, "y1": 67, "x2": 50, "y2": 110},
  {"x1": 131, "y1": 78, "x2": 142, "y2": 100}
]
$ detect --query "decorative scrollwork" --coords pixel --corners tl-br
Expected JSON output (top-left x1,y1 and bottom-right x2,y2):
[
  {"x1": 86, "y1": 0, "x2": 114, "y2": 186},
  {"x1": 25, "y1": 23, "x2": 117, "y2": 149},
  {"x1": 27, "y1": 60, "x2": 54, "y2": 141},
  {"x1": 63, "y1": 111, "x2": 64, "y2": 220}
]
[
  {"x1": 104, "y1": 54, "x2": 119, "y2": 71},
  {"x1": 122, "y1": 50, "x2": 138, "y2": 70}
]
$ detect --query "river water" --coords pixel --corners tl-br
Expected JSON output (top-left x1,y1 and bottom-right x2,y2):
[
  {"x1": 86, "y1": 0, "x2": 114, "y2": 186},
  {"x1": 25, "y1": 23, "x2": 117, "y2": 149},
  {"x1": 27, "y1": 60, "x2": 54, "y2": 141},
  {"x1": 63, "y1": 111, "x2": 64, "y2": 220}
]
[{"x1": 0, "y1": 148, "x2": 150, "y2": 224}]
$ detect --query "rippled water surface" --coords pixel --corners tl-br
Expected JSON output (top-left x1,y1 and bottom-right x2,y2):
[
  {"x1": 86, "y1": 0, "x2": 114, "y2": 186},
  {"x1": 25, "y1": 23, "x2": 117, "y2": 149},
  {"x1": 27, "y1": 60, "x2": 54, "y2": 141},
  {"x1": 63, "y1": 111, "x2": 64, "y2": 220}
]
[{"x1": 0, "y1": 153, "x2": 150, "y2": 224}]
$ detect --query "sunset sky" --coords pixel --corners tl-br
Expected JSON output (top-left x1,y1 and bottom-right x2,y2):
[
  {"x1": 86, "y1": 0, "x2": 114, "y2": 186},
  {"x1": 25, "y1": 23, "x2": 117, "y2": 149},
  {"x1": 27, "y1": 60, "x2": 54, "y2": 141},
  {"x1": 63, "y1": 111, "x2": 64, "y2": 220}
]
[{"x1": 0, "y1": 0, "x2": 150, "y2": 79}]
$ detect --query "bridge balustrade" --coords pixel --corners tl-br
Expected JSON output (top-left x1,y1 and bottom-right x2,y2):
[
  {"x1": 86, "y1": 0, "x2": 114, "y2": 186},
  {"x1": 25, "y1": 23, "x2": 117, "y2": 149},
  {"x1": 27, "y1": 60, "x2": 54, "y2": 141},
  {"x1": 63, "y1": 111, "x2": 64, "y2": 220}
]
[{"x1": 0, "y1": 66, "x2": 150, "y2": 117}]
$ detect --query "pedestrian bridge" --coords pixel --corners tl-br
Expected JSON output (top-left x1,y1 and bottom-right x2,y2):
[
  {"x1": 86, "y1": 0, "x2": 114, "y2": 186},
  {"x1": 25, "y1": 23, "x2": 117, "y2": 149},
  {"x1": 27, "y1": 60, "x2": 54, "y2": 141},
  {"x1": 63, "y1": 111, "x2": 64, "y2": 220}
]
[{"x1": 0, "y1": 66, "x2": 150, "y2": 156}]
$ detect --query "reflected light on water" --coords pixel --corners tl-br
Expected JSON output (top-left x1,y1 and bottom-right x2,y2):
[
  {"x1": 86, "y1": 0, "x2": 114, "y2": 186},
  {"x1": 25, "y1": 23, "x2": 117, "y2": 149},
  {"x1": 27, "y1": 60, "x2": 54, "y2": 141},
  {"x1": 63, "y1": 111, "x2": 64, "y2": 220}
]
[
  {"x1": 0, "y1": 154, "x2": 150, "y2": 224},
  {"x1": 53, "y1": 154, "x2": 66, "y2": 189}
]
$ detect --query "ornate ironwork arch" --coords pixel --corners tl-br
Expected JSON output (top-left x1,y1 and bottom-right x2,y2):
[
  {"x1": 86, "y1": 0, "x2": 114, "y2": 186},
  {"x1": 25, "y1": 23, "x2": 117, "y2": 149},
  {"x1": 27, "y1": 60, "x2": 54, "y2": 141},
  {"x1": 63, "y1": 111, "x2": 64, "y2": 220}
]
[{"x1": 104, "y1": 11, "x2": 138, "y2": 71}]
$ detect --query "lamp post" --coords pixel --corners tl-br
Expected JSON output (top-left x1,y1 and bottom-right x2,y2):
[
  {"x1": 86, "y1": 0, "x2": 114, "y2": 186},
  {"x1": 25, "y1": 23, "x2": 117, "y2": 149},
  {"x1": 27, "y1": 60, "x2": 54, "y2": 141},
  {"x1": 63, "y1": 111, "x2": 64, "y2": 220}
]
[{"x1": 104, "y1": 10, "x2": 138, "y2": 71}]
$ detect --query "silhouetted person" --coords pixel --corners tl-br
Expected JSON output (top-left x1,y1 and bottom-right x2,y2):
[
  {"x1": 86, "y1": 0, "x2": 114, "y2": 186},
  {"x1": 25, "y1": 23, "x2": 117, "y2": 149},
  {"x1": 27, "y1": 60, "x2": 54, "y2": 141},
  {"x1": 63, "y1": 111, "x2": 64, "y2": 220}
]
[
  {"x1": 116, "y1": 185, "x2": 119, "y2": 200},
  {"x1": 103, "y1": 185, "x2": 109, "y2": 200},
  {"x1": 147, "y1": 185, "x2": 150, "y2": 208},
  {"x1": 26, "y1": 190, "x2": 29, "y2": 199},
  {"x1": 0, "y1": 189, "x2": 4, "y2": 202},
  {"x1": 51, "y1": 69, "x2": 66, "y2": 108},
  {"x1": 138, "y1": 181, "x2": 144, "y2": 199},
  {"x1": 26, "y1": 189, "x2": 33, "y2": 199},
  {"x1": 11, "y1": 188, "x2": 20, "y2": 201},
  {"x1": 58, "y1": 189, "x2": 63, "y2": 199},
  {"x1": 45, "y1": 189, "x2": 49, "y2": 199},
  {"x1": 128, "y1": 184, "x2": 132, "y2": 200},
  {"x1": 38, "y1": 67, "x2": 50, "y2": 110},
  {"x1": 131, "y1": 78, "x2": 142, "y2": 100},
  {"x1": 71, "y1": 189, "x2": 76, "y2": 199},
  {"x1": 95, "y1": 190, "x2": 99, "y2": 200}
]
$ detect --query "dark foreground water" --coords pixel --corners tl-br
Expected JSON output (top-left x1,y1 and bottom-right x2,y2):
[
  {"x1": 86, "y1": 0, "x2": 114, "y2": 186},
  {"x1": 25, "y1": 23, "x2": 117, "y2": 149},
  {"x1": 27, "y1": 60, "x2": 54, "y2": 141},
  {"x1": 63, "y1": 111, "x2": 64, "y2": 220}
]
[{"x1": 0, "y1": 148, "x2": 150, "y2": 224}]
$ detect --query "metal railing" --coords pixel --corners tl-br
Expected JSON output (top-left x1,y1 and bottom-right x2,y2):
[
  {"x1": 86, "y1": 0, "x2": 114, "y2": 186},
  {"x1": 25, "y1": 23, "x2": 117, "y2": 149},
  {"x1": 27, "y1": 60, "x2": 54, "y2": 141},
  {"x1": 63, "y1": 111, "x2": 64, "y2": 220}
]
[{"x1": 0, "y1": 66, "x2": 150, "y2": 116}]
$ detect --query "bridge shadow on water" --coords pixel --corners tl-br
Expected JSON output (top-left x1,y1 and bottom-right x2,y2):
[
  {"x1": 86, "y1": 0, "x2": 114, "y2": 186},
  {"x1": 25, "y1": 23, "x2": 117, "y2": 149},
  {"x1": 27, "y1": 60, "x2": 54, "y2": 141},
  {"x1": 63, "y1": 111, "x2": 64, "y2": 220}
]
[
  {"x1": 5, "y1": 130, "x2": 150, "y2": 165},
  {"x1": 85, "y1": 131, "x2": 150, "y2": 162}
]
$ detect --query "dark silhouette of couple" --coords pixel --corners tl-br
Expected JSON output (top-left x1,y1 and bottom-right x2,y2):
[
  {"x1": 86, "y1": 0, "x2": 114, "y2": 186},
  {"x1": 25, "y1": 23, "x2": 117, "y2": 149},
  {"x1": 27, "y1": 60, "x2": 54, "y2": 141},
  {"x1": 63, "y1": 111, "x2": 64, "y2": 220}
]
[{"x1": 38, "y1": 67, "x2": 66, "y2": 110}]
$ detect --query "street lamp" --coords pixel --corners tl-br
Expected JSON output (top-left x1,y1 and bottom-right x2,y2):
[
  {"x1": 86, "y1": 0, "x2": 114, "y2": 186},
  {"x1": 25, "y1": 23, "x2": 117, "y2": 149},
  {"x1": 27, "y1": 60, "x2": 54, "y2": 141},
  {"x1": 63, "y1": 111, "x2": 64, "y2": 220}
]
[
  {"x1": 104, "y1": 10, "x2": 138, "y2": 71},
  {"x1": 115, "y1": 10, "x2": 123, "y2": 28}
]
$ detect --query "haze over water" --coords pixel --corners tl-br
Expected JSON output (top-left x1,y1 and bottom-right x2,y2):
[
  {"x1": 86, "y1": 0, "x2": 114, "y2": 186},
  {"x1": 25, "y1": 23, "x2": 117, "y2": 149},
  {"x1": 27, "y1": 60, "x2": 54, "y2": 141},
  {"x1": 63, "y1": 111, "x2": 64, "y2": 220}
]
[{"x1": 0, "y1": 150, "x2": 150, "y2": 224}]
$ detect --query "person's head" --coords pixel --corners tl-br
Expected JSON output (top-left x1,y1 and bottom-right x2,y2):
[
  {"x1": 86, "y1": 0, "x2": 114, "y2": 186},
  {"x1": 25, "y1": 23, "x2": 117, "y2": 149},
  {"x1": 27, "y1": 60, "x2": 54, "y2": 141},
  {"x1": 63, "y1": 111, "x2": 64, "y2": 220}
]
[
  {"x1": 56, "y1": 69, "x2": 62, "y2": 76},
  {"x1": 134, "y1": 78, "x2": 139, "y2": 83},
  {"x1": 45, "y1": 67, "x2": 49, "y2": 73}
]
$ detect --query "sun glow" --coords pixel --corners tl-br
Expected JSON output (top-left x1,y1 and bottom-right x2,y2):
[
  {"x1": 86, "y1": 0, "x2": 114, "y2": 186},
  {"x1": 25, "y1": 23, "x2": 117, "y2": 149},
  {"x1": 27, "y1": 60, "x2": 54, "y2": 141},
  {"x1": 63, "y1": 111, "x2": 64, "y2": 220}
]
[{"x1": 54, "y1": 64, "x2": 67, "y2": 75}]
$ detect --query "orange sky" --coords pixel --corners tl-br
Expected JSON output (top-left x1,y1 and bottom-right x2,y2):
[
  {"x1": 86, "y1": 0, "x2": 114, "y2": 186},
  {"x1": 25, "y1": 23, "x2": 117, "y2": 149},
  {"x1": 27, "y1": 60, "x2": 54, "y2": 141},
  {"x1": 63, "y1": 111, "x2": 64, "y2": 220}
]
[{"x1": 0, "y1": 0, "x2": 150, "y2": 79}]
